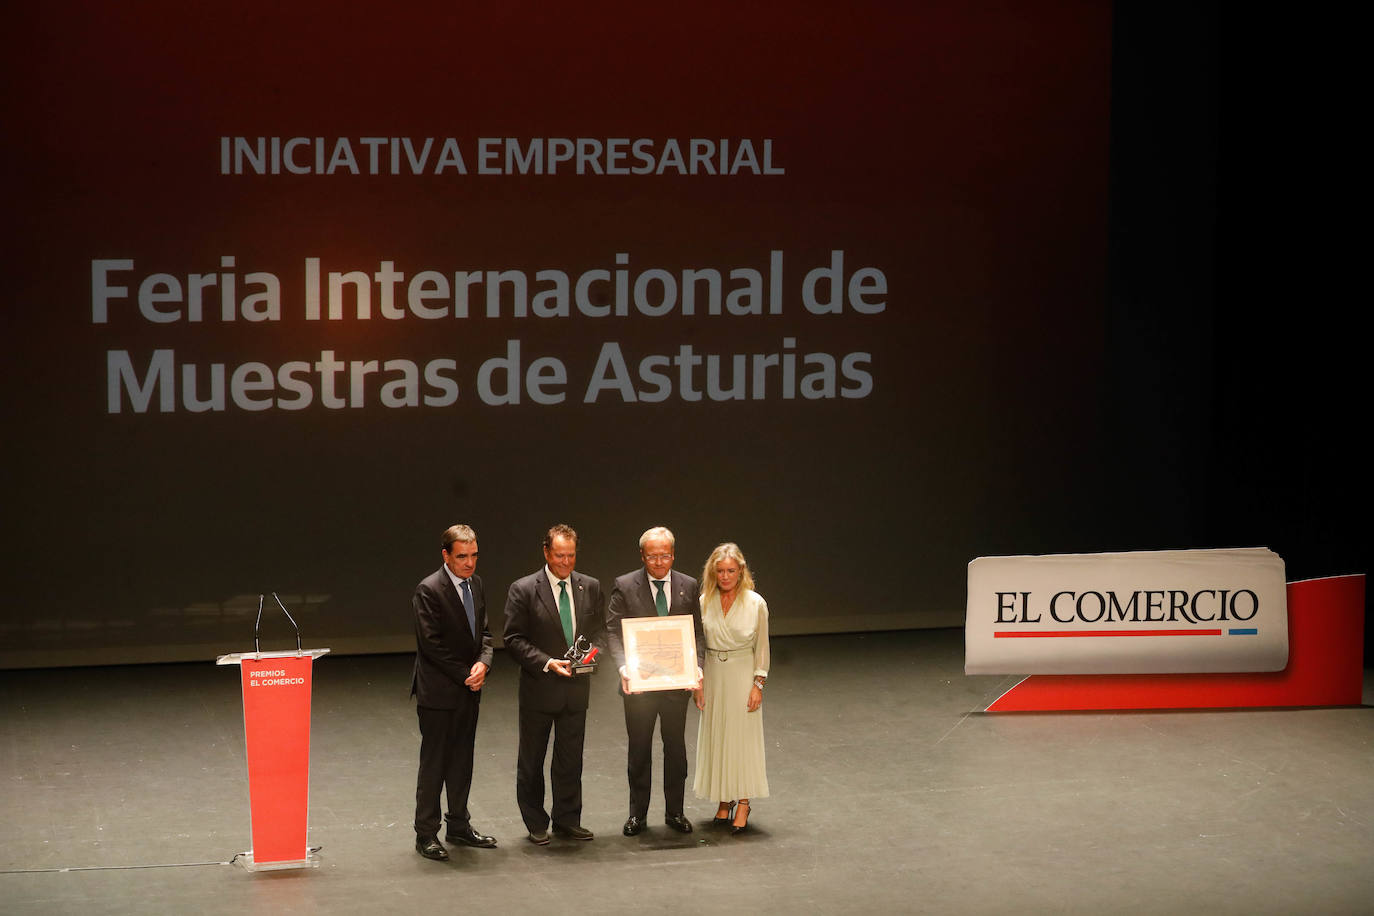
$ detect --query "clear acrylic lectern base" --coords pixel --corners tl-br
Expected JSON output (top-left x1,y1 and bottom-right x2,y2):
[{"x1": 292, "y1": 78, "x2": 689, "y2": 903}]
[{"x1": 236, "y1": 847, "x2": 322, "y2": 872}]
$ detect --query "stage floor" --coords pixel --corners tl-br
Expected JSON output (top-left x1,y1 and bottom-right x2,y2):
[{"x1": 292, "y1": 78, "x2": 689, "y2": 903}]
[{"x1": 3, "y1": 630, "x2": 1372, "y2": 914}]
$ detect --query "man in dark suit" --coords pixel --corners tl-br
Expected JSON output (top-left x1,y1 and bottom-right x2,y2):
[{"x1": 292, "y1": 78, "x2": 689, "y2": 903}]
[
  {"x1": 410, "y1": 524, "x2": 497, "y2": 862},
  {"x1": 502, "y1": 523, "x2": 605, "y2": 844},
  {"x1": 606, "y1": 526, "x2": 705, "y2": 837}
]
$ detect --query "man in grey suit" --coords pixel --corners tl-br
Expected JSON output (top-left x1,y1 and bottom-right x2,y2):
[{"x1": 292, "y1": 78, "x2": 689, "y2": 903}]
[
  {"x1": 606, "y1": 526, "x2": 705, "y2": 836},
  {"x1": 410, "y1": 524, "x2": 497, "y2": 861},
  {"x1": 502, "y1": 524, "x2": 605, "y2": 844}
]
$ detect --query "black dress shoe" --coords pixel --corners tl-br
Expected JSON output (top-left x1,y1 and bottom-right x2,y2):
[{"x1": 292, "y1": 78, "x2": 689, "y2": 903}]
[
  {"x1": 416, "y1": 836, "x2": 449, "y2": 861},
  {"x1": 622, "y1": 815, "x2": 645, "y2": 836},
  {"x1": 552, "y1": 823, "x2": 594, "y2": 841},
  {"x1": 664, "y1": 814, "x2": 693, "y2": 834},
  {"x1": 445, "y1": 827, "x2": 497, "y2": 848},
  {"x1": 527, "y1": 829, "x2": 551, "y2": 846}
]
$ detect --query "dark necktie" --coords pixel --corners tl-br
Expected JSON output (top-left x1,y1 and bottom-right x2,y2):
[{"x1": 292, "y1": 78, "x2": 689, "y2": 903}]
[
  {"x1": 654, "y1": 579, "x2": 668, "y2": 616},
  {"x1": 460, "y1": 579, "x2": 477, "y2": 638},
  {"x1": 558, "y1": 580, "x2": 574, "y2": 645}
]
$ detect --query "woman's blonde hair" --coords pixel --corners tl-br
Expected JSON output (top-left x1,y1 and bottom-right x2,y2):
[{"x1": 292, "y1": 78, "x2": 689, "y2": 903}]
[{"x1": 700, "y1": 542, "x2": 756, "y2": 605}]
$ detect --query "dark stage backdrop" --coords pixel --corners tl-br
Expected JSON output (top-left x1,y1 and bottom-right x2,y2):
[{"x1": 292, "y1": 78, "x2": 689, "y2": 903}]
[{"x1": 3, "y1": 2, "x2": 1116, "y2": 667}]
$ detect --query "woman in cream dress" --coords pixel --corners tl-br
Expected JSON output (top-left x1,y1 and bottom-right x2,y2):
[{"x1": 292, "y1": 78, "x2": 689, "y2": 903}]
[{"x1": 693, "y1": 542, "x2": 769, "y2": 833}]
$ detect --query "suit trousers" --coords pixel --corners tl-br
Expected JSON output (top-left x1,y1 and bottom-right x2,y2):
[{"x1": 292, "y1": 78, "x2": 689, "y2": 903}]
[
  {"x1": 623, "y1": 689, "x2": 689, "y2": 817},
  {"x1": 414, "y1": 702, "x2": 479, "y2": 838},
  {"x1": 516, "y1": 702, "x2": 586, "y2": 832}
]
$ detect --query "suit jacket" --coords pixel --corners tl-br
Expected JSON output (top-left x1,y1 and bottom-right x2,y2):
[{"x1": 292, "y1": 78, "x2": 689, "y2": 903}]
[
  {"x1": 606, "y1": 567, "x2": 705, "y2": 688},
  {"x1": 411, "y1": 567, "x2": 494, "y2": 709},
  {"x1": 502, "y1": 568, "x2": 605, "y2": 714}
]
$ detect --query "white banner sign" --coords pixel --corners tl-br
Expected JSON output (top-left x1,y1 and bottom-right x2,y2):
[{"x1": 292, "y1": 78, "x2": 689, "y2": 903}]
[{"x1": 965, "y1": 548, "x2": 1288, "y2": 675}]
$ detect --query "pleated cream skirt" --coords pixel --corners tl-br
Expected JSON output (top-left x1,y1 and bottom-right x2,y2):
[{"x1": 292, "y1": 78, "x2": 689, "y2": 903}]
[{"x1": 693, "y1": 650, "x2": 769, "y2": 801}]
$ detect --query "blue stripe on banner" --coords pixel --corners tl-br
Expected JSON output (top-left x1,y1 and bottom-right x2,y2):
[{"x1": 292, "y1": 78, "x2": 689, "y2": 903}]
[{"x1": 1228, "y1": 628, "x2": 1258, "y2": 635}]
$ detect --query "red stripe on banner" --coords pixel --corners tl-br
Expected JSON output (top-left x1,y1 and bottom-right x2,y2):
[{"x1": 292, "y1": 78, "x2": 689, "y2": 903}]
[
  {"x1": 994, "y1": 629, "x2": 1223, "y2": 638},
  {"x1": 240, "y1": 655, "x2": 314, "y2": 864},
  {"x1": 986, "y1": 575, "x2": 1366, "y2": 712}
]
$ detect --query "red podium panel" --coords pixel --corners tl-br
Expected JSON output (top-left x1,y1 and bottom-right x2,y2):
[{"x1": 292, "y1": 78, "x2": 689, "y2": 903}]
[
  {"x1": 218, "y1": 648, "x2": 328, "y2": 870},
  {"x1": 985, "y1": 575, "x2": 1365, "y2": 712}
]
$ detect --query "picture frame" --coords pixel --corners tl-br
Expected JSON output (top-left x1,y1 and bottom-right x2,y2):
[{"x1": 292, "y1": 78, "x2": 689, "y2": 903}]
[{"x1": 622, "y1": 615, "x2": 698, "y2": 692}]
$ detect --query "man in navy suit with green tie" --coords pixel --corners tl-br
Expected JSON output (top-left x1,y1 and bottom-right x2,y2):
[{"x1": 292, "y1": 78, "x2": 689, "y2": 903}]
[
  {"x1": 503, "y1": 524, "x2": 606, "y2": 844},
  {"x1": 606, "y1": 526, "x2": 705, "y2": 837}
]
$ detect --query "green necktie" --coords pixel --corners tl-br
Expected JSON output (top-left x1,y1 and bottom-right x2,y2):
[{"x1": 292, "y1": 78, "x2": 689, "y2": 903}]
[
  {"x1": 558, "y1": 580, "x2": 574, "y2": 645},
  {"x1": 654, "y1": 579, "x2": 668, "y2": 616}
]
